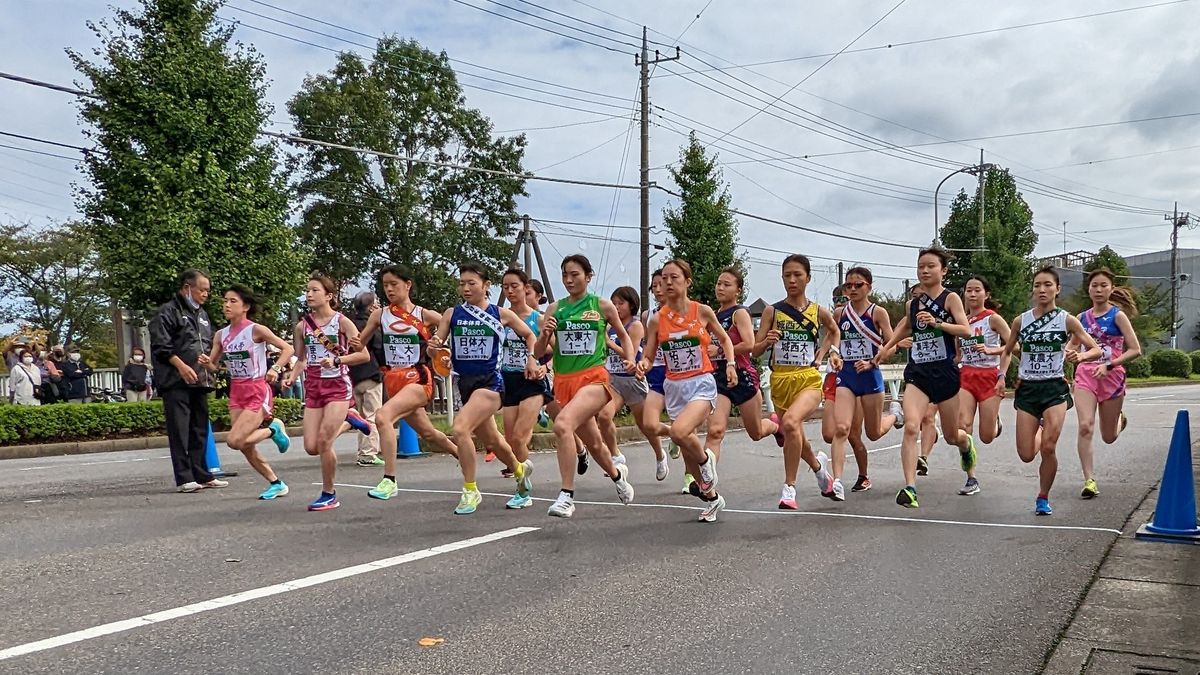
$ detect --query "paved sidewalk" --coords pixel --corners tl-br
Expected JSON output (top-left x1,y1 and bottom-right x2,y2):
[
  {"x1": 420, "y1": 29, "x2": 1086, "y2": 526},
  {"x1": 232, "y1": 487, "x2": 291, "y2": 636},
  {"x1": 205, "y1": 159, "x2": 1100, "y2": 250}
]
[{"x1": 1044, "y1": 461, "x2": 1200, "y2": 674}]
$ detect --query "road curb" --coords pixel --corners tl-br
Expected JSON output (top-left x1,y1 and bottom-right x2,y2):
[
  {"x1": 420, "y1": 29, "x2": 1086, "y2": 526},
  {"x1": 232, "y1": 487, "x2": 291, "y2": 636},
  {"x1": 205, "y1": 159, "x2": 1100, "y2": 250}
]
[{"x1": 1126, "y1": 378, "x2": 1200, "y2": 389}]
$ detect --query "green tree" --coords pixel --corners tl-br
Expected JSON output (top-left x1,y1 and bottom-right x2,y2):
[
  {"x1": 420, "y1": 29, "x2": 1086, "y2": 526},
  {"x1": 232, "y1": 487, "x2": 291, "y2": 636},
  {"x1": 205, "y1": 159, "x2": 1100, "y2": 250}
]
[
  {"x1": 287, "y1": 36, "x2": 527, "y2": 310},
  {"x1": 0, "y1": 221, "x2": 112, "y2": 347},
  {"x1": 939, "y1": 167, "x2": 1038, "y2": 318},
  {"x1": 662, "y1": 132, "x2": 745, "y2": 308},
  {"x1": 1065, "y1": 245, "x2": 1130, "y2": 313},
  {"x1": 70, "y1": 0, "x2": 307, "y2": 326}
]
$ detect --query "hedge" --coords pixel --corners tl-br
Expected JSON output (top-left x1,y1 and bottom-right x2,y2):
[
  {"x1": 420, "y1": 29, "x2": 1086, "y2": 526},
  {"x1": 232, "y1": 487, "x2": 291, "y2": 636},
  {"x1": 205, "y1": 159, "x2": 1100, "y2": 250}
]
[
  {"x1": 1190, "y1": 350, "x2": 1200, "y2": 375},
  {"x1": 1125, "y1": 356, "x2": 1152, "y2": 379},
  {"x1": 1149, "y1": 349, "x2": 1192, "y2": 378},
  {"x1": 0, "y1": 397, "x2": 305, "y2": 446}
]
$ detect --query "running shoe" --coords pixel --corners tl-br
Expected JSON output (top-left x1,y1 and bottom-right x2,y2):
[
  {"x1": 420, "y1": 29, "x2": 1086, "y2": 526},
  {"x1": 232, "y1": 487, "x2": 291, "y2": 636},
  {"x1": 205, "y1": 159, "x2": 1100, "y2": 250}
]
[
  {"x1": 916, "y1": 455, "x2": 929, "y2": 476},
  {"x1": 830, "y1": 478, "x2": 845, "y2": 502},
  {"x1": 1118, "y1": 412, "x2": 1128, "y2": 436},
  {"x1": 506, "y1": 492, "x2": 533, "y2": 509},
  {"x1": 177, "y1": 481, "x2": 203, "y2": 493},
  {"x1": 308, "y1": 491, "x2": 339, "y2": 511},
  {"x1": 345, "y1": 410, "x2": 372, "y2": 436},
  {"x1": 851, "y1": 475, "x2": 872, "y2": 492},
  {"x1": 681, "y1": 473, "x2": 695, "y2": 495},
  {"x1": 696, "y1": 448, "x2": 719, "y2": 492},
  {"x1": 576, "y1": 450, "x2": 589, "y2": 475},
  {"x1": 778, "y1": 484, "x2": 797, "y2": 510},
  {"x1": 604, "y1": 452, "x2": 627, "y2": 478},
  {"x1": 501, "y1": 468, "x2": 514, "y2": 478},
  {"x1": 613, "y1": 464, "x2": 635, "y2": 505},
  {"x1": 769, "y1": 412, "x2": 785, "y2": 447},
  {"x1": 668, "y1": 440, "x2": 681, "y2": 459},
  {"x1": 995, "y1": 415, "x2": 1004, "y2": 439},
  {"x1": 655, "y1": 456, "x2": 670, "y2": 482},
  {"x1": 356, "y1": 455, "x2": 384, "y2": 467},
  {"x1": 368, "y1": 477, "x2": 397, "y2": 500},
  {"x1": 259, "y1": 481, "x2": 289, "y2": 500},
  {"x1": 203, "y1": 478, "x2": 229, "y2": 489},
  {"x1": 516, "y1": 460, "x2": 534, "y2": 497},
  {"x1": 1081, "y1": 479, "x2": 1099, "y2": 499},
  {"x1": 698, "y1": 494, "x2": 726, "y2": 523},
  {"x1": 889, "y1": 401, "x2": 905, "y2": 430},
  {"x1": 960, "y1": 435, "x2": 978, "y2": 473},
  {"x1": 454, "y1": 487, "x2": 482, "y2": 515},
  {"x1": 895, "y1": 485, "x2": 919, "y2": 508},
  {"x1": 484, "y1": 449, "x2": 496, "y2": 463},
  {"x1": 959, "y1": 477, "x2": 981, "y2": 496},
  {"x1": 1035, "y1": 497, "x2": 1053, "y2": 515},
  {"x1": 537, "y1": 409, "x2": 550, "y2": 428},
  {"x1": 547, "y1": 491, "x2": 575, "y2": 518},
  {"x1": 268, "y1": 419, "x2": 290, "y2": 453},
  {"x1": 814, "y1": 451, "x2": 834, "y2": 498}
]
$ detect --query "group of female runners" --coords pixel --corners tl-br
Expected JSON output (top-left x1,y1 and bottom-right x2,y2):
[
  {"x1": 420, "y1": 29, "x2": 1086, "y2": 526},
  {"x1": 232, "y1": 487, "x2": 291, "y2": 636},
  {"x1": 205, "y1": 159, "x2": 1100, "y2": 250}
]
[{"x1": 197, "y1": 244, "x2": 1140, "y2": 521}]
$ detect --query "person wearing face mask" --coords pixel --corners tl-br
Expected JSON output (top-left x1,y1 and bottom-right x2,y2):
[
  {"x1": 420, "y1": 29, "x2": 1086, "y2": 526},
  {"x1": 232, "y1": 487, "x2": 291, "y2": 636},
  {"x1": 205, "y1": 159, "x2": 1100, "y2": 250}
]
[
  {"x1": 123, "y1": 346, "x2": 152, "y2": 401},
  {"x1": 8, "y1": 349, "x2": 43, "y2": 406},
  {"x1": 150, "y1": 269, "x2": 226, "y2": 492},
  {"x1": 60, "y1": 344, "x2": 93, "y2": 404}
]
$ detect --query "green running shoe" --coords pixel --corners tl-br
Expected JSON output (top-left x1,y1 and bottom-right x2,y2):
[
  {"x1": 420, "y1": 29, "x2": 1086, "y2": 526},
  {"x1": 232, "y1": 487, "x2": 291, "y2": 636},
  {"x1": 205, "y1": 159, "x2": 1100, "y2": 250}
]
[
  {"x1": 454, "y1": 487, "x2": 482, "y2": 515},
  {"x1": 368, "y1": 477, "x2": 397, "y2": 500},
  {"x1": 896, "y1": 486, "x2": 919, "y2": 508},
  {"x1": 668, "y1": 440, "x2": 680, "y2": 460},
  {"x1": 960, "y1": 435, "x2": 978, "y2": 473}
]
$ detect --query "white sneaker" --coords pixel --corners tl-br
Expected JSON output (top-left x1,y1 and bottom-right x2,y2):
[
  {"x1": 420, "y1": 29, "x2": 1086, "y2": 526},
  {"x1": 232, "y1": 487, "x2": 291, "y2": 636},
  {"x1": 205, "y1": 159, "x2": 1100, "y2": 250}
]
[
  {"x1": 547, "y1": 491, "x2": 575, "y2": 518},
  {"x1": 655, "y1": 456, "x2": 670, "y2": 482},
  {"x1": 830, "y1": 478, "x2": 845, "y2": 502},
  {"x1": 778, "y1": 484, "x2": 797, "y2": 510},
  {"x1": 613, "y1": 464, "x2": 635, "y2": 505},
  {"x1": 890, "y1": 401, "x2": 905, "y2": 430},
  {"x1": 203, "y1": 478, "x2": 229, "y2": 489},
  {"x1": 698, "y1": 493, "x2": 726, "y2": 523},
  {"x1": 177, "y1": 481, "x2": 203, "y2": 493},
  {"x1": 814, "y1": 452, "x2": 833, "y2": 497},
  {"x1": 612, "y1": 453, "x2": 627, "y2": 466},
  {"x1": 697, "y1": 448, "x2": 719, "y2": 491}
]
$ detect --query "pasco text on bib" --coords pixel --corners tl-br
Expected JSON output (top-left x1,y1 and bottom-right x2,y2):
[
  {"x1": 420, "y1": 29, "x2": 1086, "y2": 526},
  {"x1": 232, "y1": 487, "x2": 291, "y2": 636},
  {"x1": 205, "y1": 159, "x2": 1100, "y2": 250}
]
[
  {"x1": 774, "y1": 328, "x2": 814, "y2": 366},
  {"x1": 384, "y1": 333, "x2": 420, "y2": 368},
  {"x1": 558, "y1": 320, "x2": 597, "y2": 356},
  {"x1": 663, "y1": 335, "x2": 702, "y2": 374},
  {"x1": 453, "y1": 324, "x2": 495, "y2": 361}
]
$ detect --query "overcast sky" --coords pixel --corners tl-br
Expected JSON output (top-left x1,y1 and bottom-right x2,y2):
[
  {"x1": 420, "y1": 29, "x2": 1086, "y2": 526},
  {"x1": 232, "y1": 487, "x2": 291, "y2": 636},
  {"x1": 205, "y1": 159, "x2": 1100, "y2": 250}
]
[{"x1": 2, "y1": 0, "x2": 1199, "y2": 309}]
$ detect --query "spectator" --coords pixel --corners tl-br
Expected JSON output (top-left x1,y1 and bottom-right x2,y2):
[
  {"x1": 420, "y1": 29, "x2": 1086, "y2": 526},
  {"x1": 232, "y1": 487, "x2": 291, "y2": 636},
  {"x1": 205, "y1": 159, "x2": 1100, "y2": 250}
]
[
  {"x1": 149, "y1": 269, "x2": 224, "y2": 493},
  {"x1": 122, "y1": 346, "x2": 152, "y2": 401},
  {"x1": 39, "y1": 346, "x2": 63, "y2": 404},
  {"x1": 7, "y1": 348, "x2": 42, "y2": 406},
  {"x1": 348, "y1": 292, "x2": 385, "y2": 466},
  {"x1": 3, "y1": 342, "x2": 23, "y2": 370},
  {"x1": 60, "y1": 345, "x2": 93, "y2": 404}
]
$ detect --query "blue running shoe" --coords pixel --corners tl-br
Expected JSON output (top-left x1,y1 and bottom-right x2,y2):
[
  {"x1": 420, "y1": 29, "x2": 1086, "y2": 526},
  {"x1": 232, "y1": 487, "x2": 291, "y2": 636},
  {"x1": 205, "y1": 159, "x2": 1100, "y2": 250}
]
[
  {"x1": 345, "y1": 410, "x2": 371, "y2": 436},
  {"x1": 308, "y1": 491, "x2": 339, "y2": 511},
  {"x1": 537, "y1": 409, "x2": 550, "y2": 428},
  {"x1": 505, "y1": 492, "x2": 533, "y2": 509},
  {"x1": 1035, "y1": 497, "x2": 1052, "y2": 516},
  {"x1": 259, "y1": 481, "x2": 289, "y2": 500},
  {"x1": 268, "y1": 419, "x2": 290, "y2": 453}
]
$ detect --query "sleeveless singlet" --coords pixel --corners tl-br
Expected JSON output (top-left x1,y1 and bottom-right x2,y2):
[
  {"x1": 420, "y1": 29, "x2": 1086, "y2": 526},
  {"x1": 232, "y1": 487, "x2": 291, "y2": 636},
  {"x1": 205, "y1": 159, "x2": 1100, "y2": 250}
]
[
  {"x1": 220, "y1": 320, "x2": 267, "y2": 381},
  {"x1": 838, "y1": 303, "x2": 882, "y2": 363},
  {"x1": 606, "y1": 319, "x2": 642, "y2": 377},
  {"x1": 500, "y1": 308, "x2": 541, "y2": 372},
  {"x1": 1081, "y1": 306, "x2": 1125, "y2": 365},
  {"x1": 960, "y1": 309, "x2": 1002, "y2": 370},
  {"x1": 657, "y1": 300, "x2": 713, "y2": 380},
  {"x1": 1018, "y1": 308, "x2": 1068, "y2": 381},
  {"x1": 553, "y1": 294, "x2": 606, "y2": 375},
  {"x1": 770, "y1": 300, "x2": 820, "y2": 373},
  {"x1": 303, "y1": 312, "x2": 348, "y2": 379},
  {"x1": 449, "y1": 303, "x2": 503, "y2": 377},
  {"x1": 909, "y1": 290, "x2": 957, "y2": 368},
  {"x1": 380, "y1": 304, "x2": 429, "y2": 369},
  {"x1": 714, "y1": 305, "x2": 754, "y2": 373}
]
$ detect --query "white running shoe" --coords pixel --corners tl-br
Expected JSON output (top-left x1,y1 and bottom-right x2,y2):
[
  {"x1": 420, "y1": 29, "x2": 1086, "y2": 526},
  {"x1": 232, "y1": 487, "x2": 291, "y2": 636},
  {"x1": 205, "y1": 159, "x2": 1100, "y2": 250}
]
[
  {"x1": 831, "y1": 478, "x2": 845, "y2": 502},
  {"x1": 814, "y1": 452, "x2": 834, "y2": 497},
  {"x1": 698, "y1": 494, "x2": 726, "y2": 523},
  {"x1": 697, "y1": 448, "x2": 719, "y2": 491},
  {"x1": 655, "y1": 456, "x2": 670, "y2": 482},
  {"x1": 547, "y1": 491, "x2": 575, "y2": 518},
  {"x1": 203, "y1": 478, "x2": 229, "y2": 489},
  {"x1": 890, "y1": 401, "x2": 905, "y2": 430},
  {"x1": 177, "y1": 481, "x2": 203, "y2": 493},
  {"x1": 778, "y1": 484, "x2": 797, "y2": 510},
  {"x1": 614, "y1": 464, "x2": 635, "y2": 505},
  {"x1": 612, "y1": 453, "x2": 627, "y2": 466}
]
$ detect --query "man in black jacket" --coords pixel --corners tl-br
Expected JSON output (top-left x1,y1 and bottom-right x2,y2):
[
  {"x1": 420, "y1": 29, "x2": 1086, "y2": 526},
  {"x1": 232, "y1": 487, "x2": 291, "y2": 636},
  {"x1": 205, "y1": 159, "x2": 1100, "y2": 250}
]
[
  {"x1": 149, "y1": 269, "x2": 227, "y2": 493},
  {"x1": 59, "y1": 345, "x2": 93, "y2": 403},
  {"x1": 349, "y1": 292, "x2": 386, "y2": 466}
]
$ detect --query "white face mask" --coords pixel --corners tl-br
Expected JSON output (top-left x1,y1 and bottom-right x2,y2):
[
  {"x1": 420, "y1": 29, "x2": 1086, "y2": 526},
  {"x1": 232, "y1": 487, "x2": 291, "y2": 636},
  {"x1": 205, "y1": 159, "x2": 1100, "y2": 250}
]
[
  {"x1": 69, "y1": 353, "x2": 81, "y2": 362},
  {"x1": 21, "y1": 356, "x2": 34, "y2": 365},
  {"x1": 133, "y1": 354, "x2": 144, "y2": 362}
]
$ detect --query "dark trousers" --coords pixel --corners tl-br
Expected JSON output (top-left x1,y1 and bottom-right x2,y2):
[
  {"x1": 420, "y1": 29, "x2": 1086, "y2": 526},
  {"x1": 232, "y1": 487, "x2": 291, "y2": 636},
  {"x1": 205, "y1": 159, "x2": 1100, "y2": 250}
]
[{"x1": 162, "y1": 387, "x2": 213, "y2": 486}]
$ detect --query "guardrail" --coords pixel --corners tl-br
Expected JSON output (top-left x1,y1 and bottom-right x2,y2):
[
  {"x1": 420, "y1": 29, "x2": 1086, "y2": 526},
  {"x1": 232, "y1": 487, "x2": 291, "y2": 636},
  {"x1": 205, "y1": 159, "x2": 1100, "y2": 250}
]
[{"x1": 0, "y1": 367, "x2": 125, "y2": 400}]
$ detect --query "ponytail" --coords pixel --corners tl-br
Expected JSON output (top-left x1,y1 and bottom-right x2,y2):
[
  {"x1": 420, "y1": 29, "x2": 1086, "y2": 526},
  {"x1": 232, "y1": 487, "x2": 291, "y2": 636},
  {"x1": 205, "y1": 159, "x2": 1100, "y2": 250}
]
[{"x1": 1110, "y1": 286, "x2": 1138, "y2": 318}]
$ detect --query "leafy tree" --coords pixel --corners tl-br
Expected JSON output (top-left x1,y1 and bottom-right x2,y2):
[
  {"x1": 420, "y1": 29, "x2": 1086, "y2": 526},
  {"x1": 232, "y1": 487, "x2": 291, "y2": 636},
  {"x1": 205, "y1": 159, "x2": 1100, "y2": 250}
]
[
  {"x1": 287, "y1": 36, "x2": 527, "y2": 311},
  {"x1": 0, "y1": 221, "x2": 111, "y2": 347},
  {"x1": 1065, "y1": 245, "x2": 1130, "y2": 313},
  {"x1": 70, "y1": 0, "x2": 308, "y2": 326},
  {"x1": 939, "y1": 167, "x2": 1037, "y2": 319},
  {"x1": 662, "y1": 132, "x2": 745, "y2": 308}
]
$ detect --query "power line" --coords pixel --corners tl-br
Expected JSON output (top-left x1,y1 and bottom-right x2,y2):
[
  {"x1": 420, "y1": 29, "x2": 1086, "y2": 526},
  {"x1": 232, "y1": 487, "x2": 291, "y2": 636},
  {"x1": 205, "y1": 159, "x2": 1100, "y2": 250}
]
[
  {"x1": 0, "y1": 131, "x2": 93, "y2": 154},
  {"x1": 1036, "y1": 143, "x2": 1200, "y2": 170},
  {"x1": 495, "y1": 115, "x2": 627, "y2": 133},
  {"x1": 446, "y1": 0, "x2": 634, "y2": 53},
  {"x1": 0, "y1": 142, "x2": 80, "y2": 162}
]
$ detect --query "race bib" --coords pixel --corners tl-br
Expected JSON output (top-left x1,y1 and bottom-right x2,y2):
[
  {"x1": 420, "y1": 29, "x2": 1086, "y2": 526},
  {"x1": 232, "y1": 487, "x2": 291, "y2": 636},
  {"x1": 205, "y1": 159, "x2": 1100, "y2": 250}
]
[
  {"x1": 558, "y1": 328, "x2": 597, "y2": 356},
  {"x1": 500, "y1": 336, "x2": 528, "y2": 371},
  {"x1": 959, "y1": 335, "x2": 987, "y2": 367},
  {"x1": 606, "y1": 348, "x2": 627, "y2": 374},
  {"x1": 773, "y1": 330, "x2": 814, "y2": 366},
  {"x1": 1020, "y1": 341, "x2": 1065, "y2": 379},
  {"x1": 383, "y1": 333, "x2": 420, "y2": 368},
  {"x1": 225, "y1": 350, "x2": 253, "y2": 379},
  {"x1": 840, "y1": 335, "x2": 872, "y2": 361},
  {"x1": 663, "y1": 336, "x2": 703, "y2": 374},
  {"x1": 911, "y1": 330, "x2": 948, "y2": 364},
  {"x1": 453, "y1": 325, "x2": 495, "y2": 362}
]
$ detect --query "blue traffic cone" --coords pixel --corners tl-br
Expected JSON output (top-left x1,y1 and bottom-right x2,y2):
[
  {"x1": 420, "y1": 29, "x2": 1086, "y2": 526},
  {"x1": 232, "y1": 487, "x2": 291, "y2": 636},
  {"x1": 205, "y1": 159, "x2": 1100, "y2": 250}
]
[
  {"x1": 1135, "y1": 410, "x2": 1200, "y2": 544},
  {"x1": 397, "y1": 419, "x2": 427, "y2": 458},
  {"x1": 205, "y1": 421, "x2": 238, "y2": 478}
]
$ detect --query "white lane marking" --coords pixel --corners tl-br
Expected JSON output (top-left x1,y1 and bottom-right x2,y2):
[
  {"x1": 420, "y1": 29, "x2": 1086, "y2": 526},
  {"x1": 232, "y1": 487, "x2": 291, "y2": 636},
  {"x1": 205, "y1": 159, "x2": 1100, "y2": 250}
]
[
  {"x1": 17, "y1": 456, "x2": 171, "y2": 472},
  {"x1": 0, "y1": 526, "x2": 538, "y2": 662},
  {"x1": 331, "y1": 483, "x2": 1123, "y2": 535},
  {"x1": 1131, "y1": 394, "x2": 1175, "y2": 401}
]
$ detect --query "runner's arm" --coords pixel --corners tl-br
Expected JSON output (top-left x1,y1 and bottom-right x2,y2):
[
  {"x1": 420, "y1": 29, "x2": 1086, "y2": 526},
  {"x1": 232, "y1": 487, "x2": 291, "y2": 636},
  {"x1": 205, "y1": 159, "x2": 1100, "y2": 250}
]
[
  {"x1": 334, "y1": 315, "x2": 370, "y2": 367},
  {"x1": 198, "y1": 331, "x2": 223, "y2": 371},
  {"x1": 701, "y1": 304, "x2": 739, "y2": 386},
  {"x1": 816, "y1": 305, "x2": 841, "y2": 369},
  {"x1": 1065, "y1": 315, "x2": 1104, "y2": 364},
  {"x1": 255, "y1": 324, "x2": 294, "y2": 382},
  {"x1": 938, "y1": 293, "x2": 973, "y2": 338},
  {"x1": 601, "y1": 299, "x2": 635, "y2": 363},
  {"x1": 732, "y1": 308, "x2": 756, "y2": 357},
  {"x1": 751, "y1": 306, "x2": 776, "y2": 358},
  {"x1": 428, "y1": 309, "x2": 453, "y2": 353},
  {"x1": 874, "y1": 304, "x2": 895, "y2": 345},
  {"x1": 988, "y1": 313, "x2": 1012, "y2": 355},
  {"x1": 625, "y1": 319, "x2": 646, "y2": 353},
  {"x1": 639, "y1": 312, "x2": 660, "y2": 373},
  {"x1": 1110, "y1": 311, "x2": 1141, "y2": 366},
  {"x1": 352, "y1": 308, "x2": 382, "y2": 349},
  {"x1": 282, "y1": 323, "x2": 305, "y2": 386},
  {"x1": 534, "y1": 302, "x2": 558, "y2": 359}
]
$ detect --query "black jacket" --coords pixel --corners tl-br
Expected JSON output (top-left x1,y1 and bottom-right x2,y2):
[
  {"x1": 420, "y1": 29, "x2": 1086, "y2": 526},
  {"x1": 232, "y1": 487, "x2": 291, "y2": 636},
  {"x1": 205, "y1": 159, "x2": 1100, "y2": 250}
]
[
  {"x1": 60, "y1": 359, "x2": 93, "y2": 399},
  {"x1": 348, "y1": 313, "x2": 383, "y2": 385},
  {"x1": 149, "y1": 293, "x2": 214, "y2": 392},
  {"x1": 122, "y1": 362, "x2": 150, "y2": 391}
]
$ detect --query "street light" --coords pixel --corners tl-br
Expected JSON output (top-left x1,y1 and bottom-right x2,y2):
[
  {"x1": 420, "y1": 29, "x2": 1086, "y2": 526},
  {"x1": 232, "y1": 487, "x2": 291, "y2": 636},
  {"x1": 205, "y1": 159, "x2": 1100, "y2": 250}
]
[{"x1": 933, "y1": 163, "x2": 996, "y2": 246}]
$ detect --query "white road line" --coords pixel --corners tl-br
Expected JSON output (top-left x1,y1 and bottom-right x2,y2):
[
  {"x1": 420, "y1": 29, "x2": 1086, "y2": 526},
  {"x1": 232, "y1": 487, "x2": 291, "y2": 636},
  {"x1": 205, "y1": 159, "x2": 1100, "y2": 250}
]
[
  {"x1": 331, "y1": 483, "x2": 1123, "y2": 535},
  {"x1": 0, "y1": 526, "x2": 538, "y2": 662},
  {"x1": 1132, "y1": 394, "x2": 1175, "y2": 401},
  {"x1": 17, "y1": 455, "x2": 171, "y2": 472}
]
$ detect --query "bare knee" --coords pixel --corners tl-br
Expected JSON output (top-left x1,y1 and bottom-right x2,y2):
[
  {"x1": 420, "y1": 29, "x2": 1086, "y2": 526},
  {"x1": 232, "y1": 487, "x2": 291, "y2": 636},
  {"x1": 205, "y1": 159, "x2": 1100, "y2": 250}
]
[
  {"x1": 452, "y1": 419, "x2": 473, "y2": 439},
  {"x1": 553, "y1": 417, "x2": 578, "y2": 438},
  {"x1": 782, "y1": 416, "x2": 804, "y2": 437},
  {"x1": 833, "y1": 420, "x2": 851, "y2": 439},
  {"x1": 375, "y1": 407, "x2": 398, "y2": 428},
  {"x1": 903, "y1": 419, "x2": 922, "y2": 439},
  {"x1": 1077, "y1": 418, "x2": 1095, "y2": 439},
  {"x1": 669, "y1": 423, "x2": 692, "y2": 446}
]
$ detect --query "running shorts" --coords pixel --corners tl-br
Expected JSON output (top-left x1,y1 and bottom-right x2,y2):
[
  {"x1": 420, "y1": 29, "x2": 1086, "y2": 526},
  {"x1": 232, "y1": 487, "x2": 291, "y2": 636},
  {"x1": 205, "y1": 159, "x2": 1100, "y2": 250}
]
[
  {"x1": 836, "y1": 366, "x2": 884, "y2": 397},
  {"x1": 960, "y1": 366, "x2": 1002, "y2": 403},
  {"x1": 553, "y1": 365, "x2": 612, "y2": 408},
  {"x1": 305, "y1": 374, "x2": 353, "y2": 409},
  {"x1": 1014, "y1": 378, "x2": 1073, "y2": 418},
  {"x1": 903, "y1": 361, "x2": 960, "y2": 405},
  {"x1": 457, "y1": 371, "x2": 504, "y2": 405},
  {"x1": 646, "y1": 365, "x2": 667, "y2": 396},
  {"x1": 663, "y1": 373, "x2": 718, "y2": 420},
  {"x1": 501, "y1": 370, "x2": 552, "y2": 408},
  {"x1": 610, "y1": 375, "x2": 648, "y2": 406},
  {"x1": 771, "y1": 367, "x2": 823, "y2": 411},
  {"x1": 713, "y1": 362, "x2": 759, "y2": 407},
  {"x1": 383, "y1": 365, "x2": 434, "y2": 401},
  {"x1": 822, "y1": 371, "x2": 838, "y2": 402},
  {"x1": 1074, "y1": 361, "x2": 1126, "y2": 401},
  {"x1": 230, "y1": 378, "x2": 273, "y2": 415}
]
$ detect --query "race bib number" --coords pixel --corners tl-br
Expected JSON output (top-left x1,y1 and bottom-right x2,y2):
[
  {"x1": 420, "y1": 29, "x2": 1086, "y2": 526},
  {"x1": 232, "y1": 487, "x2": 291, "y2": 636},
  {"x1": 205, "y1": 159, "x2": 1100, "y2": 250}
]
[
  {"x1": 663, "y1": 336, "x2": 702, "y2": 374},
  {"x1": 773, "y1": 330, "x2": 814, "y2": 366},
  {"x1": 383, "y1": 333, "x2": 420, "y2": 368},
  {"x1": 453, "y1": 334, "x2": 495, "y2": 361},
  {"x1": 606, "y1": 348, "x2": 626, "y2": 374},
  {"x1": 1020, "y1": 343, "x2": 1064, "y2": 379},
  {"x1": 911, "y1": 330, "x2": 948, "y2": 364},
  {"x1": 959, "y1": 336, "x2": 986, "y2": 366},
  {"x1": 558, "y1": 328, "x2": 597, "y2": 356},
  {"x1": 841, "y1": 336, "x2": 872, "y2": 361},
  {"x1": 500, "y1": 338, "x2": 528, "y2": 371},
  {"x1": 225, "y1": 350, "x2": 252, "y2": 379}
]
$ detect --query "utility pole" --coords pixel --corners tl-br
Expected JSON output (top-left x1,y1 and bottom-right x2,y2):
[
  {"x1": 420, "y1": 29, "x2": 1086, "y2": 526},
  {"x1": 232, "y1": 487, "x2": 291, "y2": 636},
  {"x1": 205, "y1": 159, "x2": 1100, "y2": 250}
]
[
  {"x1": 501, "y1": 215, "x2": 555, "y2": 307},
  {"x1": 522, "y1": 214, "x2": 532, "y2": 273},
  {"x1": 1163, "y1": 203, "x2": 1197, "y2": 349},
  {"x1": 636, "y1": 28, "x2": 680, "y2": 310},
  {"x1": 976, "y1": 148, "x2": 986, "y2": 251},
  {"x1": 1062, "y1": 221, "x2": 1068, "y2": 262},
  {"x1": 836, "y1": 262, "x2": 844, "y2": 288}
]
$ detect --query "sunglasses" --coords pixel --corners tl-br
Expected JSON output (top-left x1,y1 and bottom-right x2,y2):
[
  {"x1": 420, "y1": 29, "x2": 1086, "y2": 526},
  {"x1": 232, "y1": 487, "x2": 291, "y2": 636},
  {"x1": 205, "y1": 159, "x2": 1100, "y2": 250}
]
[{"x1": 844, "y1": 281, "x2": 869, "y2": 290}]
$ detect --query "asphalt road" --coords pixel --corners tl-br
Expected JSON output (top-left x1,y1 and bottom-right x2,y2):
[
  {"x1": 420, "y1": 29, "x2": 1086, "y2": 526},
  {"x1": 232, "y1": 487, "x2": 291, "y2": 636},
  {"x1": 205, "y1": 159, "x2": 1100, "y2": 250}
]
[{"x1": 1, "y1": 385, "x2": 1195, "y2": 674}]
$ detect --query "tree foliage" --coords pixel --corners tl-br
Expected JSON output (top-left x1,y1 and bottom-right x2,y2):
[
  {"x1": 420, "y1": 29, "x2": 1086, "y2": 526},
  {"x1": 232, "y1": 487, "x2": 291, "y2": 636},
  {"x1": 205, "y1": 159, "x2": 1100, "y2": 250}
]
[
  {"x1": 939, "y1": 167, "x2": 1037, "y2": 319},
  {"x1": 287, "y1": 36, "x2": 527, "y2": 311},
  {"x1": 70, "y1": 0, "x2": 307, "y2": 325},
  {"x1": 0, "y1": 221, "x2": 111, "y2": 347},
  {"x1": 662, "y1": 132, "x2": 745, "y2": 308}
]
